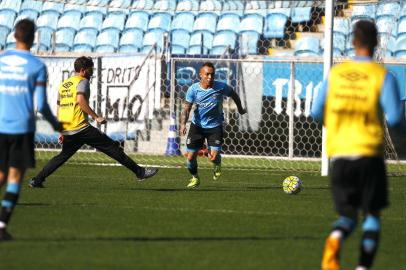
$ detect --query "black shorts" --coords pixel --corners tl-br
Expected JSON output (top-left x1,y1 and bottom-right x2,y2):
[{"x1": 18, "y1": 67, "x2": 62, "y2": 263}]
[
  {"x1": 0, "y1": 133, "x2": 35, "y2": 171},
  {"x1": 186, "y1": 123, "x2": 223, "y2": 151},
  {"x1": 331, "y1": 157, "x2": 388, "y2": 217}
]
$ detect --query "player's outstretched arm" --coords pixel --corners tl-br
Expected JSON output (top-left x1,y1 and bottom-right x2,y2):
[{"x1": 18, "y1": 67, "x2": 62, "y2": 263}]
[
  {"x1": 77, "y1": 93, "x2": 106, "y2": 124},
  {"x1": 230, "y1": 90, "x2": 246, "y2": 115},
  {"x1": 180, "y1": 102, "x2": 192, "y2": 136}
]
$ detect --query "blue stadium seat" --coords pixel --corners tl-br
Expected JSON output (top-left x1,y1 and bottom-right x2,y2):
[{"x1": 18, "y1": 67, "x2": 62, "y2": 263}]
[
  {"x1": 171, "y1": 45, "x2": 186, "y2": 54},
  {"x1": 211, "y1": 30, "x2": 237, "y2": 54},
  {"x1": 0, "y1": 0, "x2": 21, "y2": 15},
  {"x1": 0, "y1": 10, "x2": 16, "y2": 31},
  {"x1": 239, "y1": 30, "x2": 259, "y2": 55},
  {"x1": 95, "y1": 29, "x2": 120, "y2": 53},
  {"x1": 188, "y1": 31, "x2": 213, "y2": 54},
  {"x1": 264, "y1": 13, "x2": 288, "y2": 38},
  {"x1": 42, "y1": 1, "x2": 64, "y2": 16},
  {"x1": 267, "y1": 7, "x2": 291, "y2": 17},
  {"x1": 5, "y1": 31, "x2": 15, "y2": 49},
  {"x1": 176, "y1": 0, "x2": 199, "y2": 14},
  {"x1": 131, "y1": 0, "x2": 154, "y2": 12},
  {"x1": 15, "y1": 10, "x2": 39, "y2": 23},
  {"x1": 351, "y1": 5, "x2": 376, "y2": 21},
  {"x1": 32, "y1": 28, "x2": 52, "y2": 51},
  {"x1": 200, "y1": 0, "x2": 223, "y2": 15},
  {"x1": 397, "y1": 19, "x2": 406, "y2": 39},
  {"x1": 73, "y1": 29, "x2": 97, "y2": 52},
  {"x1": 171, "y1": 12, "x2": 195, "y2": 33},
  {"x1": 321, "y1": 33, "x2": 345, "y2": 56},
  {"x1": 109, "y1": 0, "x2": 132, "y2": 9},
  {"x1": 394, "y1": 37, "x2": 406, "y2": 58},
  {"x1": 376, "y1": 16, "x2": 397, "y2": 37},
  {"x1": 376, "y1": 1, "x2": 401, "y2": 19},
  {"x1": 291, "y1": 7, "x2": 312, "y2": 23},
  {"x1": 333, "y1": 18, "x2": 350, "y2": 37},
  {"x1": 125, "y1": 11, "x2": 149, "y2": 31},
  {"x1": 148, "y1": 12, "x2": 171, "y2": 31},
  {"x1": 142, "y1": 28, "x2": 166, "y2": 52},
  {"x1": 176, "y1": 67, "x2": 196, "y2": 85},
  {"x1": 20, "y1": 0, "x2": 42, "y2": 15},
  {"x1": 269, "y1": 0, "x2": 291, "y2": 9},
  {"x1": 57, "y1": 10, "x2": 82, "y2": 32},
  {"x1": 153, "y1": 0, "x2": 177, "y2": 13},
  {"x1": 345, "y1": 36, "x2": 355, "y2": 57},
  {"x1": 79, "y1": 12, "x2": 103, "y2": 34},
  {"x1": 64, "y1": 4, "x2": 86, "y2": 14},
  {"x1": 217, "y1": 13, "x2": 240, "y2": 33},
  {"x1": 171, "y1": 29, "x2": 190, "y2": 49},
  {"x1": 119, "y1": 28, "x2": 143, "y2": 53},
  {"x1": 244, "y1": 1, "x2": 266, "y2": 17},
  {"x1": 0, "y1": 28, "x2": 10, "y2": 49},
  {"x1": 240, "y1": 14, "x2": 263, "y2": 34},
  {"x1": 36, "y1": 12, "x2": 59, "y2": 31},
  {"x1": 224, "y1": 0, "x2": 244, "y2": 17},
  {"x1": 193, "y1": 12, "x2": 217, "y2": 34},
  {"x1": 187, "y1": 45, "x2": 209, "y2": 55},
  {"x1": 379, "y1": 35, "x2": 396, "y2": 57},
  {"x1": 294, "y1": 37, "x2": 320, "y2": 57},
  {"x1": 85, "y1": 2, "x2": 108, "y2": 17},
  {"x1": 101, "y1": 11, "x2": 126, "y2": 31},
  {"x1": 55, "y1": 28, "x2": 75, "y2": 52}
]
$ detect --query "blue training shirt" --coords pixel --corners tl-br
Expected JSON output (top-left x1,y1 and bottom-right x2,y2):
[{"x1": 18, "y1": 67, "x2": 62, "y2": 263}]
[
  {"x1": 0, "y1": 49, "x2": 58, "y2": 134},
  {"x1": 186, "y1": 81, "x2": 233, "y2": 129},
  {"x1": 311, "y1": 57, "x2": 404, "y2": 128}
]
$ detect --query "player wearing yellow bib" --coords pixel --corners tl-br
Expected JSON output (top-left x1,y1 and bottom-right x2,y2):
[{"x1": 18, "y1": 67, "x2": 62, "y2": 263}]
[
  {"x1": 312, "y1": 21, "x2": 405, "y2": 270},
  {"x1": 28, "y1": 57, "x2": 158, "y2": 188}
]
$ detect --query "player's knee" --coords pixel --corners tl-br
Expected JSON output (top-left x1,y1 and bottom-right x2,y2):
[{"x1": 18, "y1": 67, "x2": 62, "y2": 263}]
[
  {"x1": 362, "y1": 215, "x2": 380, "y2": 232},
  {"x1": 333, "y1": 216, "x2": 357, "y2": 236}
]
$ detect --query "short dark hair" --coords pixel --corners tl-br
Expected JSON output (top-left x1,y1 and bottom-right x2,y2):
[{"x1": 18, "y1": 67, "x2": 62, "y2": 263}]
[
  {"x1": 74, "y1": 56, "x2": 94, "y2": 72},
  {"x1": 353, "y1": 20, "x2": 378, "y2": 52},
  {"x1": 14, "y1": 19, "x2": 35, "y2": 46},
  {"x1": 201, "y1": 62, "x2": 215, "y2": 72}
]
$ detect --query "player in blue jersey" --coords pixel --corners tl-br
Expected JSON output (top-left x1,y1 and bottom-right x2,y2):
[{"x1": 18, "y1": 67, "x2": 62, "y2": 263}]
[
  {"x1": 180, "y1": 62, "x2": 246, "y2": 188},
  {"x1": 312, "y1": 20, "x2": 405, "y2": 270},
  {"x1": 0, "y1": 19, "x2": 62, "y2": 240}
]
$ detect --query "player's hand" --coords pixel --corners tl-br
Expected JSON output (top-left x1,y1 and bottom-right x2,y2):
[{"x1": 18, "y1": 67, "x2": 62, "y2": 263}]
[
  {"x1": 96, "y1": 116, "x2": 107, "y2": 124},
  {"x1": 58, "y1": 134, "x2": 64, "y2": 144},
  {"x1": 180, "y1": 124, "x2": 187, "y2": 136},
  {"x1": 238, "y1": 108, "x2": 247, "y2": 115}
]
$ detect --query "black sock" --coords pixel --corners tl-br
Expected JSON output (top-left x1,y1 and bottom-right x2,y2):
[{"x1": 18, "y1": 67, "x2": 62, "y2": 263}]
[
  {"x1": 0, "y1": 191, "x2": 20, "y2": 225},
  {"x1": 359, "y1": 230, "x2": 380, "y2": 268}
]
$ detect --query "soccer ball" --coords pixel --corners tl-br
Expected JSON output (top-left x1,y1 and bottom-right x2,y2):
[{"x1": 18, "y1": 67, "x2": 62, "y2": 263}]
[{"x1": 282, "y1": 176, "x2": 302, "y2": 195}]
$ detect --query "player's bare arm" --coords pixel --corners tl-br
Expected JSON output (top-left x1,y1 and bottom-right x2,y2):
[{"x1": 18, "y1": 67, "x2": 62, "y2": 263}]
[
  {"x1": 180, "y1": 102, "x2": 192, "y2": 136},
  {"x1": 76, "y1": 93, "x2": 106, "y2": 124},
  {"x1": 230, "y1": 90, "x2": 247, "y2": 115}
]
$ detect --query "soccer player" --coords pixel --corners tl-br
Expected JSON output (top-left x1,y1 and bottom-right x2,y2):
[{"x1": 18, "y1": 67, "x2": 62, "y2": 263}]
[
  {"x1": 180, "y1": 62, "x2": 246, "y2": 188},
  {"x1": 0, "y1": 19, "x2": 62, "y2": 240},
  {"x1": 311, "y1": 20, "x2": 405, "y2": 270},
  {"x1": 28, "y1": 56, "x2": 158, "y2": 188}
]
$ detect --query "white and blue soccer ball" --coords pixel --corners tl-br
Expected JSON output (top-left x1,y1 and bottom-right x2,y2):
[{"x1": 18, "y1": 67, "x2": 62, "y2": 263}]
[{"x1": 282, "y1": 176, "x2": 302, "y2": 195}]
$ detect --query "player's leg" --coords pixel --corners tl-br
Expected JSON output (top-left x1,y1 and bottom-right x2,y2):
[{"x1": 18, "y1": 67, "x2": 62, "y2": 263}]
[
  {"x1": 206, "y1": 126, "x2": 223, "y2": 180},
  {"x1": 322, "y1": 158, "x2": 358, "y2": 270},
  {"x1": 29, "y1": 133, "x2": 83, "y2": 187},
  {"x1": 0, "y1": 134, "x2": 9, "y2": 189},
  {"x1": 185, "y1": 123, "x2": 204, "y2": 188},
  {"x1": 356, "y1": 157, "x2": 388, "y2": 270},
  {"x1": 82, "y1": 126, "x2": 157, "y2": 180}
]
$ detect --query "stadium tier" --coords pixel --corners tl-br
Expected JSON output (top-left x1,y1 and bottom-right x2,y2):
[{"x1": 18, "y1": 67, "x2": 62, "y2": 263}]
[{"x1": 0, "y1": 0, "x2": 404, "y2": 58}]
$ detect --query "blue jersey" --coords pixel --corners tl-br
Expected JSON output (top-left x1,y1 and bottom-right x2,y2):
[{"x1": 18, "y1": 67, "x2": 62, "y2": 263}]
[
  {"x1": 0, "y1": 49, "x2": 58, "y2": 134},
  {"x1": 186, "y1": 81, "x2": 233, "y2": 129}
]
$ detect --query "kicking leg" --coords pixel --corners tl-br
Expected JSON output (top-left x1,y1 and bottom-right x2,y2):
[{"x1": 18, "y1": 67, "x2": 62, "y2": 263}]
[
  {"x1": 357, "y1": 213, "x2": 381, "y2": 270},
  {"x1": 185, "y1": 150, "x2": 199, "y2": 188}
]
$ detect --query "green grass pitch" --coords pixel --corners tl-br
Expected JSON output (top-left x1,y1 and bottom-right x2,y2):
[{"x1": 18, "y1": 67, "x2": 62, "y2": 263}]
[{"x1": 0, "y1": 162, "x2": 405, "y2": 269}]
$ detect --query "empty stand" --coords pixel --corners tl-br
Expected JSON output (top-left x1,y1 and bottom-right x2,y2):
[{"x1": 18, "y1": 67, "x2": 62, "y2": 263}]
[
  {"x1": 217, "y1": 13, "x2": 240, "y2": 33},
  {"x1": 102, "y1": 11, "x2": 126, "y2": 31},
  {"x1": 125, "y1": 11, "x2": 149, "y2": 31},
  {"x1": 55, "y1": 28, "x2": 75, "y2": 52},
  {"x1": 95, "y1": 29, "x2": 120, "y2": 53},
  {"x1": 73, "y1": 29, "x2": 98, "y2": 52},
  {"x1": 294, "y1": 37, "x2": 320, "y2": 57},
  {"x1": 264, "y1": 13, "x2": 288, "y2": 38},
  {"x1": 193, "y1": 12, "x2": 217, "y2": 34},
  {"x1": 171, "y1": 12, "x2": 195, "y2": 33},
  {"x1": 119, "y1": 28, "x2": 143, "y2": 53},
  {"x1": 148, "y1": 12, "x2": 171, "y2": 32}
]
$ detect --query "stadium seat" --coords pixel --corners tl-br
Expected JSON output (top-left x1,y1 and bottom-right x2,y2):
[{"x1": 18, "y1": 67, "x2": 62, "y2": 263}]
[
  {"x1": 200, "y1": 0, "x2": 223, "y2": 15},
  {"x1": 379, "y1": 35, "x2": 396, "y2": 57},
  {"x1": 351, "y1": 5, "x2": 376, "y2": 21},
  {"x1": 245, "y1": 0, "x2": 267, "y2": 17},
  {"x1": 240, "y1": 14, "x2": 263, "y2": 34},
  {"x1": 189, "y1": 30, "x2": 214, "y2": 51},
  {"x1": 5, "y1": 31, "x2": 15, "y2": 49},
  {"x1": 57, "y1": 10, "x2": 82, "y2": 32},
  {"x1": 15, "y1": 9, "x2": 39, "y2": 22},
  {"x1": 171, "y1": 29, "x2": 190, "y2": 49},
  {"x1": 345, "y1": 37, "x2": 355, "y2": 57},
  {"x1": 291, "y1": 7, "x2": 312, "y2": 23},
  {"x1": 217, "y1": 13, "x2": 240, "y2": 33},
  {"x1": 131, "y1": 0, "x2": 154, "y2": 12},
  {"x1": 153, "y1": 0, "x2": 177, "y2": 13},
  {"x1": 95, "y1": 29, "x2": 120, "y2": 53},
  {"x1": 36, "y1": 12, "x2": 59, "y2": 31},
  {"x1": 394, "y1": 37, "x2": 406, "y2": 58},
  {"x1": 176, "y1": 0, "x2": 199, "y2": 12},
  {"x1": 33, "y1": 28, "x2": 53, "y2": 51},
  {"x1": 376, "y1": 16, "x2": 398, "y2": 38},
  {"x1": 176, "y1": 66, "x2": 196, "y2": 85},
  {"x1": 187, "y1": 44, "x2": 209, "y2": 55},
  {"x1": 171, "y1": 12, "x2": 195, "y2": 33},
  {"x1": 42, "y1": 1, "x2": 64, "y2": 16},
  {"x1": 63, "y1": 4, "x2": 86, "y2": 14},
  {"x1": 211, "y1": 30, "x2": 237, "y2": 54},
  {"x1": 264, "y1": 13, "x2": 288, "y2": 38},
  {"x1": 267, "y1": 7, "x2": 291, "y2": 17},
  {"x1": 270, "y1": 0, "x2": 291, "y2": 9},
  {"x1": 79, "y1": 12, "x2": 103, "y2": 34},
  {"x1": 101, "y1": 11, "x2": 126, "y2": 31},
  {"x1": 142, "y1": 28, "x2": 167, "y2": 52},
  {"x1": 397, "y1": 19, "x2": 406, "y2": 39},
  {"x1": 55, "y1": 28, "x2": 75, "y2": 52},
  {"x1": 376, "y1": 1, "x2": 401, "y2": 19},
  {"x1": 224, "y1": 0, "x2": 244, "y2": 17},
  {"x1": 193, "y1": 12, "x2": 218, "y2": 34},
  {"x1": 109, "y1": 0, "x2": 132, "y2": 9},
  {"x1": 73, "y1": 28, "x2": 97, "y2": 52},
  {"x1": 0, "y1": 0, "x2": 21, "y2": 15},
  {"x1": 125, "y1": 11, "x2": 149, "y2": 31},
  {"x1": 20, "y1": 0, "x2": 42, "y2": 16},
  {"x1": 119, "y1": 28, "x2": 143, "y2": 53},
  {"x1": 239, "y1": 30, "x2": 259, "y2": 55},
  {"x1": 171, "y1": 45, "x2": 186, "y2": 54},
  {"x1": 148, "y1": 12, "x2": 171, "y2": 31},
  {"x1": 0, "y1": 28, "x2": 9, "y2": 49},
  {"x1": 294, "y1": 37, "x2": 320, "y2": 56},
  {"x1": 85, "y1": 2, "x2": 108, "y2": 17},
  {"x1": 333, "y1": 18, "x2": 350, "y2": 37},
  {"x1": 321, "y1": 33, "x2": 345, "y2": 56},
  {"x1": 0, "y1": 10, "x2": 16, "y2": 31}
]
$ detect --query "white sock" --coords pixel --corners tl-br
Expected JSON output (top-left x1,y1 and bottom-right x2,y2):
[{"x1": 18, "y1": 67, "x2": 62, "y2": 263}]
[
  {"x1": 330, "y1": 230, "x2": 343, "y2": 240},
  {"x1": 0, "y1": 221, "x2": 6, "y2": 229},
  {"x1": 355, "y1": 266, "x2": 368, "y2": 270}
]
